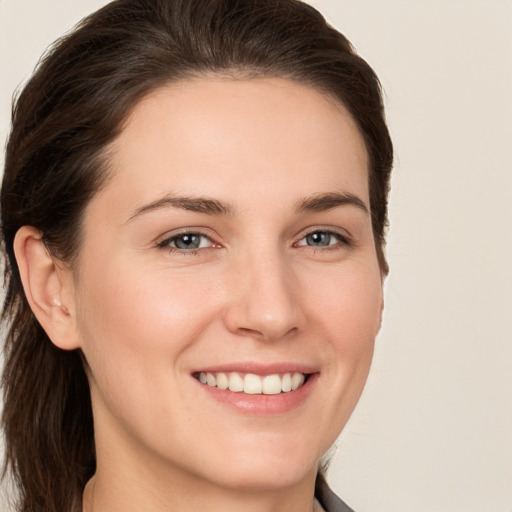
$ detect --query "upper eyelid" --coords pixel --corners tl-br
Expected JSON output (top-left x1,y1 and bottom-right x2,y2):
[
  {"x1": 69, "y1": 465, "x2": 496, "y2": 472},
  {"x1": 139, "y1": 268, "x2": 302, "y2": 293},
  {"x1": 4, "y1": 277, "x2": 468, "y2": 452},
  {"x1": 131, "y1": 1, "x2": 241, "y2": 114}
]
[
  {"x1": 156, "y1": 226, "x2": 214, "y2": 239},
  {"x1": 295, "y1": 226, "x2": 351, "y2": 242},
  {"x1": 294, "y1": 230, "x2": 349, "y2": 247},
  {"x1": 156, "y1": 229, "x2": 216, "y2": 248}
]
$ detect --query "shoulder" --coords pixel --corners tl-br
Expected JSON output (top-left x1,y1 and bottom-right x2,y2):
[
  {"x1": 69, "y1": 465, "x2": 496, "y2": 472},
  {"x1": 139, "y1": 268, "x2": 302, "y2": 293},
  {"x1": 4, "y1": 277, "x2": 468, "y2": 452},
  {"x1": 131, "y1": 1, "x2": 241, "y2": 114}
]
[{"x1": 315, "y1": 473, "x2": 355, "y2": 512}]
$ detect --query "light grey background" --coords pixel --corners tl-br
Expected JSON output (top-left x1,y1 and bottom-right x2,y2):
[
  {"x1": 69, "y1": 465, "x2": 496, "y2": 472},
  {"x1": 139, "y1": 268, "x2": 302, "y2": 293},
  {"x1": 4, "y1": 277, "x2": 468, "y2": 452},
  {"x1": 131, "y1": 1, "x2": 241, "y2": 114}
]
[{"x1": 1, "y1": 1, "x2": 511, "y2": 511}]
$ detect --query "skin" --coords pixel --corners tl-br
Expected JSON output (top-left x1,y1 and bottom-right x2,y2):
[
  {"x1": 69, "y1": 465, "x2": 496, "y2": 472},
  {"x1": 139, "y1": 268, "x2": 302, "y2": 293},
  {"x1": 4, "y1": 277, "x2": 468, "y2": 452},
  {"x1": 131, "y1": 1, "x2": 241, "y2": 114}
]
[{"x1": 15, "y1": 77, "x2": 383, "y2": 512}]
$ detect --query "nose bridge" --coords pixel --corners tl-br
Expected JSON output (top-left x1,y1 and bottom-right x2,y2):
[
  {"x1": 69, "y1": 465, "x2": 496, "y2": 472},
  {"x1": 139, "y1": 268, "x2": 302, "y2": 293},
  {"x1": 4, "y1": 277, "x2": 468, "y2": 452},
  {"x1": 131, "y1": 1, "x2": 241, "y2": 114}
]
[{"x1": 225, "y1": 242, "x2": 300, "y2": 340}]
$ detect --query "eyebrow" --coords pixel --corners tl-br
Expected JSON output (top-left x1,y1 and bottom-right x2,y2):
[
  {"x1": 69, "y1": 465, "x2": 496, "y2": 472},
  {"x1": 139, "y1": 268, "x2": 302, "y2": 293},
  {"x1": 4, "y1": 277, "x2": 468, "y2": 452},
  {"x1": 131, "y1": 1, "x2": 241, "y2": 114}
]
[
  {"x1": 126, "y1": 191, "x2": 368, "y2": 223},
  {"x1": 126, "y1": 195, "x2": 236, "y2": 222},
  {"x1": 294, "y1": 192, "x2": 369, "y2": 214}
]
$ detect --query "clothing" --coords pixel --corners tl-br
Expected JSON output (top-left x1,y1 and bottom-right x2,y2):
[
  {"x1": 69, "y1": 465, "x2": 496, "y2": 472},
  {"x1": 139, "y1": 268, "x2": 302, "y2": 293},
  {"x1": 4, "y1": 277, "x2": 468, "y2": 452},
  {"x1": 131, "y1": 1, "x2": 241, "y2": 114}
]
[{"x1": 314, "y1": 473, "x2": 355, "y2": 512}]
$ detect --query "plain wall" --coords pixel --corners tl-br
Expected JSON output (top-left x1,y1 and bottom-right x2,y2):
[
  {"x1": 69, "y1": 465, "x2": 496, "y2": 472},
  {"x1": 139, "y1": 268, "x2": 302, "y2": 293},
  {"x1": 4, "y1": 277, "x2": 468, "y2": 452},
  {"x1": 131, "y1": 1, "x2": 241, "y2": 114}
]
[{"x1": 1, "y1": 1, "x2": 511, "y2": 511}]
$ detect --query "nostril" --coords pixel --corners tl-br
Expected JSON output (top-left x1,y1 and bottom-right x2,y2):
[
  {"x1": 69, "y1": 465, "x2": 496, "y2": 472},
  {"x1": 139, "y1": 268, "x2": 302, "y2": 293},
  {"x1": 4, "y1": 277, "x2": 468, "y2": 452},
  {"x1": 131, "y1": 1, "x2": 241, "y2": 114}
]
[{"x1": 236, "y1": 324, "x2": 298, "y2": 341}]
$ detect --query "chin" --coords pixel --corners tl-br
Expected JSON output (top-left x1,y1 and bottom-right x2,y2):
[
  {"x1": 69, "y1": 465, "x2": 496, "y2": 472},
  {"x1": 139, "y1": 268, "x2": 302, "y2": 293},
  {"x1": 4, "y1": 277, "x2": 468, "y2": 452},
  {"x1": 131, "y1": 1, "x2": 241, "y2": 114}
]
[
  {"x1": 209, "y1": 462, "x2": 316, "y2": 493},
  {"x1": 191, "y1": 439, "x2": 323, "y2": 493}
]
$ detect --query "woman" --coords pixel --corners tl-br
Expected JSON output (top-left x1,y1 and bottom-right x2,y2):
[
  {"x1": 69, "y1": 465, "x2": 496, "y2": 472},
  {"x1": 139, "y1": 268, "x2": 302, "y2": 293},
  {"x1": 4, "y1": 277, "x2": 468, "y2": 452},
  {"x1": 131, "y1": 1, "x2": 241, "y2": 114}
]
[{"x1": 0, "y1": 0, "x2": 393, "y2": 511}]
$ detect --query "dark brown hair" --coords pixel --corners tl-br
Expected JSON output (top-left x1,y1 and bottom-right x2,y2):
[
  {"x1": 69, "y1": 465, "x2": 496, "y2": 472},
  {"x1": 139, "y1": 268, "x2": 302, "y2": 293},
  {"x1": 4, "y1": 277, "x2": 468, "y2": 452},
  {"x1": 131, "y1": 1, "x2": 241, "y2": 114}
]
[{"x1": 1, "y1": 1, "x2": 393, "y2": 510}]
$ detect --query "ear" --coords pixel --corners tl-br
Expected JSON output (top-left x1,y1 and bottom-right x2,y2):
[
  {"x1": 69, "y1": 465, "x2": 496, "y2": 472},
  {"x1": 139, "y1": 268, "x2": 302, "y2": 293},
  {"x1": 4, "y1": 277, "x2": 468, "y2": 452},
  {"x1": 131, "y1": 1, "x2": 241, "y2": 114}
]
[{"x1": 13, "y1": 226, "x2": 81, "y2": 350}]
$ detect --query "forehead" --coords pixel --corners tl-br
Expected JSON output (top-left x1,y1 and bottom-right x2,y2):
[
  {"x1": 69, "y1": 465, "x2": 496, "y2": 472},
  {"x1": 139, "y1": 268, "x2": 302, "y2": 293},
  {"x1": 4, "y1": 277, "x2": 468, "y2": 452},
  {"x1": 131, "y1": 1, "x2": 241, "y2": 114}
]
[{"x1": 99, "y1": 77, "x2": 369, "y2": 218}]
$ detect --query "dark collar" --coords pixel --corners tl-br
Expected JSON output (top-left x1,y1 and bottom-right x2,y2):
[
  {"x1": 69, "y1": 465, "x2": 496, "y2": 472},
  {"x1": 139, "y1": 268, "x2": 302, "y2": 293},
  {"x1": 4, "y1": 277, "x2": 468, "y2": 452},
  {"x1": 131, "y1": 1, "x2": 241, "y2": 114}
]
[{"x1": 315, "y1": 473, "x2": 355, "y2": 512}]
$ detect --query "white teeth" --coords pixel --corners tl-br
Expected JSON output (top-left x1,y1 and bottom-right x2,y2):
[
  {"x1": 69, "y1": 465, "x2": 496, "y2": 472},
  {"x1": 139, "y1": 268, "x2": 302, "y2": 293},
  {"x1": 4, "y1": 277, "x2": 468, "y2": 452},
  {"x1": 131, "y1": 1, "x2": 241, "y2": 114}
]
[
  {"x1": 281, "y1": 373, "x2": 292, "y2": 392},
  {"x1": 262, "y1": 374, "x2": 282, "y2": 395},
  {"x1": 197, "y1": 371, "x2": 307, "y2": 394},
  {"x1": 291, "y1": 372, "x2": 305, "y2": 390},
  {"x1": 244, "y1": 374, "x2": 262, "y2": 394},
  {"x1": 216, "y1": 372, "x2": 229, "y2": 390},
  {"x1": 228, "y1": 372, "x2": 244, "y2": 392}
]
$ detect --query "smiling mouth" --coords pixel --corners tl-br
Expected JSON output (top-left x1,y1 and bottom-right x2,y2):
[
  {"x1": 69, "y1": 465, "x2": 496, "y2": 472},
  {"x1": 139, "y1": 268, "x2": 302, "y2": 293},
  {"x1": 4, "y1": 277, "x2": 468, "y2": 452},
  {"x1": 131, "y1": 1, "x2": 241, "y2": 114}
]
[{"x1": 194, "y1": 371, "x2": 308, "y2": 395}]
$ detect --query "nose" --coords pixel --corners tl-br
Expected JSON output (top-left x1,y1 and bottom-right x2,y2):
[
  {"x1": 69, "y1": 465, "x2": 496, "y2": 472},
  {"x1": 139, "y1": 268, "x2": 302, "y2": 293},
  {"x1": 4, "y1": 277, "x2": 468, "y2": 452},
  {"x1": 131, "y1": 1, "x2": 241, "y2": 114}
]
[{"x1": 224, "y1": 249, "x2": 301, "y2": 341}]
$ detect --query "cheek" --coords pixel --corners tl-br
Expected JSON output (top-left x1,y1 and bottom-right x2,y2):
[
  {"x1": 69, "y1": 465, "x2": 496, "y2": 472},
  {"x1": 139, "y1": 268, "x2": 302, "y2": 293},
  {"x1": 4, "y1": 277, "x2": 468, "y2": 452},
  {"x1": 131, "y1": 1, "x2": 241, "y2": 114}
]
[
  {"x1": 307, "y1": 263, "x2": 382, "y2": 438},
  {"x1": 74, "y1": 259, "x2": 226, "y2": 442},
  {"x1": 78, "y1": 257, "x2": 216, "y2": 342},
  {"x1": 74, "y1": 257, "x2": 220, "y2": 396},
  {"x1": 307, "y1": 261, "x2": 381, "y2": 409},
  {"x1": 306, "y1": 261, "x2": 382, "y2": 351}
]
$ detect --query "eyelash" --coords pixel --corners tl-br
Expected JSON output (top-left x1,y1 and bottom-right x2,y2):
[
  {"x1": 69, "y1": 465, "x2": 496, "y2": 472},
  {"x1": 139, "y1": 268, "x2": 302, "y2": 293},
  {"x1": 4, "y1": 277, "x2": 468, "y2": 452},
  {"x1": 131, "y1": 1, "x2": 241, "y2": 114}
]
[
  {"x1": 294, "y1": 229, "x2": 350, "y2": 250},
  {"x1": 156, "y1": 231, "x2": 217, "y2": 255},
  {"x1": 156, "y1": 228, "x2": 351, "y2": 255}
]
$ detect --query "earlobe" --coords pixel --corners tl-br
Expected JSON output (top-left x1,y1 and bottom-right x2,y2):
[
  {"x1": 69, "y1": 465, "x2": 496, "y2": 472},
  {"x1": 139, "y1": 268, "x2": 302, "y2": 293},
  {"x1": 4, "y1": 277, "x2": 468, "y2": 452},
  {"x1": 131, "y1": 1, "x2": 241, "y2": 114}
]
[{"x1": 13, "y1": 226, "x2": 81, "y2": 350}]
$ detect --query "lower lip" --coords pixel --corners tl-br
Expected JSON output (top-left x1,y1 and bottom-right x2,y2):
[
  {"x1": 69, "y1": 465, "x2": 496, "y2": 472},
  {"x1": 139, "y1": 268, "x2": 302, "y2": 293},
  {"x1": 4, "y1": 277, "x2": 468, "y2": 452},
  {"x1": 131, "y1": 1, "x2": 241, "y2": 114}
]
[{"x1": 195, "y1": 373, "x2": 319, "y2": 415}]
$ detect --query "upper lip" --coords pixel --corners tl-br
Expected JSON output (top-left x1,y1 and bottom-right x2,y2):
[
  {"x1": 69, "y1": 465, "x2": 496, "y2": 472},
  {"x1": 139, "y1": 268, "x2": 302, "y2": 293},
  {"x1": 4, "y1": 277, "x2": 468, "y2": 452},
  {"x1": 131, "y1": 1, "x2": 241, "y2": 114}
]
[{"x1": 191, "y1": 362, "x2": 318, "y2": 376}]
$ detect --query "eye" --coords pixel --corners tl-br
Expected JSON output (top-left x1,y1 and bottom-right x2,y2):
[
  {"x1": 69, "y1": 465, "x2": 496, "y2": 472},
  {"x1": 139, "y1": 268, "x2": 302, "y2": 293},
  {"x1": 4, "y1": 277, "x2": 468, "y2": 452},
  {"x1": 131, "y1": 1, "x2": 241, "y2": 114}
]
[
  {"x1": 295, "y1": 230, "x2": 348, "y2": 248},
  {"x1": 157, "y1": 232, "x2": 214, "y2": 251}
]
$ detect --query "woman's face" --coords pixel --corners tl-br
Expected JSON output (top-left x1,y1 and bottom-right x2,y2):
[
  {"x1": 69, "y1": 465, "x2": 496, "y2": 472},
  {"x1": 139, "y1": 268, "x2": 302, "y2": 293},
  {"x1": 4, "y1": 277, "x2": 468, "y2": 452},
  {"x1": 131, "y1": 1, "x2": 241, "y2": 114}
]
[{"x1": 70, "y1": 77, "x2": 383, "y2": 491}]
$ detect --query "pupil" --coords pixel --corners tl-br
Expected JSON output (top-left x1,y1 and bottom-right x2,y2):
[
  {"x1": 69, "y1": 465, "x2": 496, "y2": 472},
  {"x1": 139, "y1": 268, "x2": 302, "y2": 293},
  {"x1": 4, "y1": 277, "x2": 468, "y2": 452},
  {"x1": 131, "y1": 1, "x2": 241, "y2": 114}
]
[
  {"x1": 307, "y1": 232, "x2": 329, "y2": 246},
  {"x1": 176, "y1": 234, "x2": 200, "y2": 249}
]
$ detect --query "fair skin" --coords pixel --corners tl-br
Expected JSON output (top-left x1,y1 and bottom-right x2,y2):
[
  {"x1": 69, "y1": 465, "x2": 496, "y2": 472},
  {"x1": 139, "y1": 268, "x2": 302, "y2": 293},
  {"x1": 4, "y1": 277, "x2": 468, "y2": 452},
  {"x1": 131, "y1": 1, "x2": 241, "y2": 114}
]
[{"x1": 14, "y1": 77, "x2": 383, "y2": 512}]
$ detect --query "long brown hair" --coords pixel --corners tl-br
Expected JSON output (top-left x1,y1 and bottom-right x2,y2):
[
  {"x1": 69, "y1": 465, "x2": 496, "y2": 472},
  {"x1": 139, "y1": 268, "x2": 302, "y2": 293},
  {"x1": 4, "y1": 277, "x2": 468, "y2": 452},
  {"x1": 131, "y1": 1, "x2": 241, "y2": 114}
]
[{"x1": 1, "y1": 1, "x2": 393, "y2": 510}]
